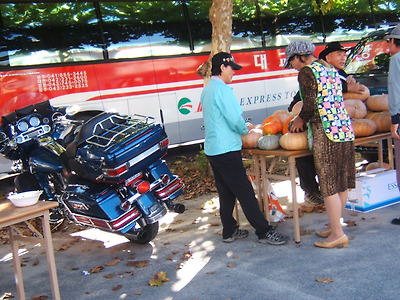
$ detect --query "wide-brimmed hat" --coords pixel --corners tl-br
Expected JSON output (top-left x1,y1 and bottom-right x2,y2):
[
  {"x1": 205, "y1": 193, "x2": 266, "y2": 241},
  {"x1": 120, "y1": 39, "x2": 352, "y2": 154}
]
[
  {"x1": 283, "y1": 41, "x2": 316, "y2": 68},
  {"x1": 319, "y1": 42, "x2": 350, "y2": 60},
  {"x1": 211, "y1": 52, "x2": 242, "y2": 70},
  {"x1": 386, "y1": 24, "x2": 400, "y2": 40}
]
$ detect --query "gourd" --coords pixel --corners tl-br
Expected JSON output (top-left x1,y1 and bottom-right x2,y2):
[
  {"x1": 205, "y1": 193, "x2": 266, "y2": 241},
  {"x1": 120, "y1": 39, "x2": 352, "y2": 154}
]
[
  {"x1": 279, "y1": 131, "x2": 308, "y2": 150},
  {"x1": 291, "y1": 101, "x2": 303, "y2": 116},
  {"x1": 258, "y1": 134, "x2": 280, "y2": 150},
  {"x1": 365, "y1": 111, "x2": 391, "y2": 132},
  {"x1": 351, "y1": 119, "x2": 377, "y2": 137},
  {"x1": 344, "y1": 99, "x2": 367, "y2": 119},
  {"x1": 343, "y1": 85, "x2": 370, "y2": 101},
  {"x1": 365, "y1": 94, "x2": 389, "y2": 111},
  {"x1": 242, "y1": 128, "x2": 263, "y2": 148},
  {"x1": 272, "y1": 110, "x2": 293, "y2": 124},
  {"x1": 262, "y1": 115, "x2": 282, "y2": 135}
]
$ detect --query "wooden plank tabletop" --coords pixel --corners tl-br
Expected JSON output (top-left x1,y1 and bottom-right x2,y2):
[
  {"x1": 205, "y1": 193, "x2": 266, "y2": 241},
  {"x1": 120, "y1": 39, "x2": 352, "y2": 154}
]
[
  {"x1": 241, "y1": 132, "x2": 392, "y2": 156},
  {"x1": 0, "y1": 200, "x2": 59, "y2": 226}
]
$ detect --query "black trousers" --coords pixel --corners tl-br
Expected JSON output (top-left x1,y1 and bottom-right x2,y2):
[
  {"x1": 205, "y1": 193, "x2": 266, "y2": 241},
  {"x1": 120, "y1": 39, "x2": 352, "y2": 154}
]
[
  {"x1": 207, "y1": 151, "x2": 271, "y2": 239},
  {"x1": 295, "y1": 155, "x2": 320, "y2": 195}
]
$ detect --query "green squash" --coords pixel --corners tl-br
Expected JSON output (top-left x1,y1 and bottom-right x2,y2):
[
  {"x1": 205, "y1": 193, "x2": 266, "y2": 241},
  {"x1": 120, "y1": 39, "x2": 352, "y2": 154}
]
[{"x1": 258, "y1": 134, "x2": 280, "y2": 150}]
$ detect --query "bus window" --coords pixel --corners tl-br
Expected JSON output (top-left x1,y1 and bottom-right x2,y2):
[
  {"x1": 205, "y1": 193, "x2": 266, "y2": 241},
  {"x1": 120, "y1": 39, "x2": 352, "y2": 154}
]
[
  {"x1": 232, "y1": 0, "x2": 263, "y2": 49},
  {"x1": 186, "y1": 1, "x2": 212, "y2": 53},
  {"x1": 102, "y1": 1, "x2": 192, "y2": 59},
  {"x1": 0, "y1": 2, "x2": 103, "y2": 67},
  {"x1": 321, "y1": 0, "x2": 378, "y2": 42}
]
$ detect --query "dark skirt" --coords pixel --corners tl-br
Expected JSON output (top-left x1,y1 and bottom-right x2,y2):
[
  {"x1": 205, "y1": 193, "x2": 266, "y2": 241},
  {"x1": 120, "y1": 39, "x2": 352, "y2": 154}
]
[{"x1": 311, "y1": 122, "x2": 356, "y2": 197}]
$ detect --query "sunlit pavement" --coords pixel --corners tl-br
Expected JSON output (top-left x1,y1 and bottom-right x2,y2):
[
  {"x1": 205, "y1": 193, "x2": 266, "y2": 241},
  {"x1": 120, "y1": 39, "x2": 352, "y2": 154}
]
[{"x1": 1, "y1": 177, "x2": 400, "y2": 300}]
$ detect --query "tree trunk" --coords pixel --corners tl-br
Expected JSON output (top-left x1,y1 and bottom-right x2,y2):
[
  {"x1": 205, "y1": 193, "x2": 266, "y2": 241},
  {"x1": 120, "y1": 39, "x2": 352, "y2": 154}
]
[{"x1": 196, "y1": 0, "x2": 233, "y2": 81}]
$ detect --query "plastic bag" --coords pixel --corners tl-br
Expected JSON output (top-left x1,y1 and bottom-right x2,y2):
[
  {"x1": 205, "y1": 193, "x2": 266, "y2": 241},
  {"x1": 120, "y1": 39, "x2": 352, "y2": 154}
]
[{"x1": 248, "y1": 175, "x2": 286, "y2": 222}]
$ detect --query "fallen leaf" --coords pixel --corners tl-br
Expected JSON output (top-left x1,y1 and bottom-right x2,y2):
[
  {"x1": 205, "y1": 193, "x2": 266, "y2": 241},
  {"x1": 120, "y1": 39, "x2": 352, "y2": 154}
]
[
  {"x1": 32, "y1": 258, "x2": 40, "y2": 266},
  {"x1": 316, "y1": 277, "x2": 334, "y2": 283},
  {"x1": 1, "y1": 292, "x2": 14, "y2": 299},
  {"x1": 181, "y1": 251, "x2": 192, "y2": 260},
  {"x1": 227, "y1": 263, "x2": 236, "y2": 268},
  {"x1": 90, "y1": 265, "x2": 104, "y2": 273},
  {"x1": 206, "y1": 271, "x2": 216, "y2": 274},
  {"x1": 104, "y1": 259, "x2": 121, "y2": 266},
  {"x1": 232, "y1": 256, "x2": 240, "y2": 259},
  {"x1": 55, "y1": 244, "x2": 69, "y2": 251},
  {"x1": 167, "y1": 254, "x2": 173, "y2": 261},
  {"x1": 31, "y1": 294, "x2": 48, "y2": 300},
  {"x1": 172, "y1": 250, "x2": 180, "y2": 255},
  {"x1": 149, "y1": 271, "x2": 170, "y2": 286},
  {"x1": 112, "y1": 285, "x2": 122, "y2": 291},
  {"x1": 85, "y1": 291, "x2": 94, "y2": 294},
  {"x1": 104, "y1": 273, "x2": 115, "y2": 279},
  {"x1": 171, "y1": 219, "x2": 184, "y2": 224},
  {"x1": 346, "y1": 220, "x2": 357, "y2": 227},
  {"x1": 129, "y1": 260, "x2": 149, "y2": 268},
  {"x1": 209, "y1": 222, "x2": 220, "y2": 227}
]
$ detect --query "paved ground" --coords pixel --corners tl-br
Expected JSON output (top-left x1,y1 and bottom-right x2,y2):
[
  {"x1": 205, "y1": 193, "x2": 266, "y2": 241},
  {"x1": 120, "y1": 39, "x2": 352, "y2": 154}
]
[{"x1": 1, "y1": 175, "x2": 400, "y2": 300}]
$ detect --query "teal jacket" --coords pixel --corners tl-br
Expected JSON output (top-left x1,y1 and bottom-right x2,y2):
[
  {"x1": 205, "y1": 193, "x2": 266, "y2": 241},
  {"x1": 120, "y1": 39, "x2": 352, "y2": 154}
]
[{"x1": 200, "y1": 76, "x2": 248, "y2": 156}]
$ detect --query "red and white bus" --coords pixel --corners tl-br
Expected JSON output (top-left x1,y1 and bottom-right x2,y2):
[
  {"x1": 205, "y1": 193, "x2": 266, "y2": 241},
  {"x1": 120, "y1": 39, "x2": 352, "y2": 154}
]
[{"x1": 0, "y1": 0, "x2": 397, "y2": 153}]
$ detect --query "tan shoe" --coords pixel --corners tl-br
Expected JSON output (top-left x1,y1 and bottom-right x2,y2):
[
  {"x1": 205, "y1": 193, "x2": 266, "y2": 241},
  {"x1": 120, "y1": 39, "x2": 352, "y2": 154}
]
[{"x1": 314, "y1": 234, "x2": 348, "y2": 248}]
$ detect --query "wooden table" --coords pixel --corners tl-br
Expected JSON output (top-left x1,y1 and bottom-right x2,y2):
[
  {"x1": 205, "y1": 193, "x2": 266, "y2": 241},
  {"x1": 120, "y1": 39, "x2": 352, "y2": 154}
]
[
  {"x1": 0, "y1": 200, "x2": 61, "y2": 300},
  {"x1": 242, "y1": 132, "x2": 393, "y2": 244}
]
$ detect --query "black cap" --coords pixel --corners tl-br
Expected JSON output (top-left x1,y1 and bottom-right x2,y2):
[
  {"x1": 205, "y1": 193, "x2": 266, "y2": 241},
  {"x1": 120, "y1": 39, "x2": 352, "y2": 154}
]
[
  {"x1": 319, "y1": 42, "x2": 350, "y2": 60},
  {"x1": 211, "y1": 52, "x2": 242, "y2": 71}
]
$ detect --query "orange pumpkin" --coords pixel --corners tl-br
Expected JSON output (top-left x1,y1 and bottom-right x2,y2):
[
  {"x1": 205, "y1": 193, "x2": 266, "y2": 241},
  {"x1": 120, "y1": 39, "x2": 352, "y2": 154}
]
[
  {"x1": 344, "y1": 99, "x2": 367, "y2": 119},
  {"x1": 262, "y1": 122, "x2": 279, "y2": 135},
  {"x1": 351, "y1": 119, "x2": 377, "y2": 137},
  {"x1": 279, "y1": 131, "x2": 308, "y2": 150},
  {"x1": 365, "y1": 111, "x2": 391, "y2": 132},
  {"x1": 343, "y1": 85, "x2": 370, "y2": 101},
  {"x1": 282, "y1": 116, "x2": 294, "y2": 134},
  {"x1": 365, "y1": 94, "x2": 389, "y2": 111},
  {"x1": 262, "y1": 115, "x2": 279, "y2": 126},
  {"x1": 272, "y1": 110, "x2": 293, "y2": 124},
  {"x1": 262, "y1": 115, "x2": 282, "y2": 134},
  {"x1": 241, "y1": 128, "x2": 263, "y2": 148}
]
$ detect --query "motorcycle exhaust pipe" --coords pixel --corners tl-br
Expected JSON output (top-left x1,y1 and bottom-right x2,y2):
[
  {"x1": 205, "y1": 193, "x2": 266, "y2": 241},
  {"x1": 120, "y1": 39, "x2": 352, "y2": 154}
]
[{"x1": 166, "y1": 201, "x2": 185, "y2": 214}]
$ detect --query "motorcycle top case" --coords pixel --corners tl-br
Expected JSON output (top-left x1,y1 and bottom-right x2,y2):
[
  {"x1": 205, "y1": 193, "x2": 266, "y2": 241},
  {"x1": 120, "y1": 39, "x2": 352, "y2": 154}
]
[{"x1": 69, "y1": 113, "x2": 168, "y2": 183}]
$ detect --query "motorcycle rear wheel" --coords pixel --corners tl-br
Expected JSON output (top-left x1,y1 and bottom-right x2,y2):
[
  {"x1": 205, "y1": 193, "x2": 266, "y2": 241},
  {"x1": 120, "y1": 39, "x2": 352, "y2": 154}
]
[{"x1": 125, "y1": 222, "x2": 159, "y2": 244}]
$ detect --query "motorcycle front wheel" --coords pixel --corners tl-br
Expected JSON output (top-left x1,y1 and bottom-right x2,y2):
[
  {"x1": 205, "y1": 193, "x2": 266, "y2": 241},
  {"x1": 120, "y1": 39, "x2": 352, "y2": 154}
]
[{"x1": 125, "y1": 222, "x2": 159, "y2": 244}]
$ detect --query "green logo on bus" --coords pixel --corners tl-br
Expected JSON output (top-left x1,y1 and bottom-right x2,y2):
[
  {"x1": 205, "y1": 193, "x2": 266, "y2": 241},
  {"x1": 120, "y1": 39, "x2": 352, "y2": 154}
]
[{"x1": 178, "y1": 97, "x2": 192, "y2": 115}]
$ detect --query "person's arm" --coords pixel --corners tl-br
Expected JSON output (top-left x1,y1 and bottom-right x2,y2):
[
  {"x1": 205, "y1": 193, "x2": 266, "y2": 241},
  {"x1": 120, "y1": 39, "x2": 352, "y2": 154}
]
[
  {"x1": 388, "y1": 54, "x2": 400, "y2": 139},
  {"x1": 290, "y1": 67, "x2": 317, "y2": 133},
  {"x1": 217, "y1": 87, "x2": 248, "y2": 135},
  {"x1": 288, "y1": 92, "x2": 301, "y2": 112}
]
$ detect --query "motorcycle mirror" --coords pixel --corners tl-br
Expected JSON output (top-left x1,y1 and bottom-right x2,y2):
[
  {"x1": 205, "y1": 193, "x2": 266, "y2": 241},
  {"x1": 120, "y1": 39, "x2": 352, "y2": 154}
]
[{"x1": 0, "y1": 131, "x2": 8, "y2": 144}]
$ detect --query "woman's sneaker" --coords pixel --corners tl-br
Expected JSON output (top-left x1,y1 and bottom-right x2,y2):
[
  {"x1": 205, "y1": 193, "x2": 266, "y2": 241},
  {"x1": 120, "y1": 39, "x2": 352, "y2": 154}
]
[
  {"x1": 258, "y1": 228, "x2": 289, "y2": 245},
  {"x1": 223, "y1": 228, "x2": 249, "y2": 243}
]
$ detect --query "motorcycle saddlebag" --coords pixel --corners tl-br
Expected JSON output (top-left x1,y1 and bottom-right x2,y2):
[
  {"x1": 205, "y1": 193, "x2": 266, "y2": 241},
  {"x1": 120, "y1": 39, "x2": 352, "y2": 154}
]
[{"x1": 68, "y1": 114, "x2": 168, "y2": 183}]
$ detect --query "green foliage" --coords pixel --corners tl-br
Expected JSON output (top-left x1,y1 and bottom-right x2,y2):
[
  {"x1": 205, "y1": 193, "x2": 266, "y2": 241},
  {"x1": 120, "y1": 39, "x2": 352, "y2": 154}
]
[{"x1": 195, "y1": 149, "x2": 211, "y2": 178}]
